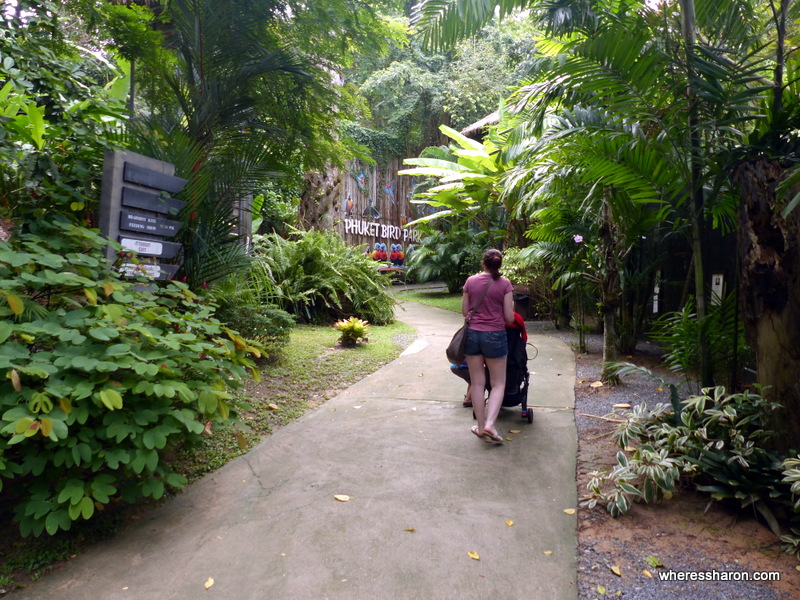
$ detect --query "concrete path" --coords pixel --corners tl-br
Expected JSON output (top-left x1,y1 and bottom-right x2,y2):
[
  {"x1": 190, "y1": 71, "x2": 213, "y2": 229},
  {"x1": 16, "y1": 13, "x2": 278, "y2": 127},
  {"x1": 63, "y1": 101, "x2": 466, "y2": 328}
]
[{"x1": 15, "y1": 300, "x2": 577, "y2": 600}]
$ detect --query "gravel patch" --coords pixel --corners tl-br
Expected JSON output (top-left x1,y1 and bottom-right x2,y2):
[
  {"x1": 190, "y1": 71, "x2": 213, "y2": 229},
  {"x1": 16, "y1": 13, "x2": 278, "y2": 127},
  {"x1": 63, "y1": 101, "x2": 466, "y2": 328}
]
[{"x1": 527, "y1": 320, "x2": 788, "y2": 600}]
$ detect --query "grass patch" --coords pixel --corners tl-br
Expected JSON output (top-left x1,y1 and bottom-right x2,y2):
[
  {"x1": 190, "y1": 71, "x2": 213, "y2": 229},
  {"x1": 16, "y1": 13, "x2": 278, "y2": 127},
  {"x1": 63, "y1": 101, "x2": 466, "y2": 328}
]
[
  {"x1": 0, "y1": 320, "x2": 416, "y2": 593},
  {"x1": 396, "y1": 289, "x2": 462, "y2": 313},
  {"x1": 174, "y1": 320, "x2": 415, "y2": 481}
]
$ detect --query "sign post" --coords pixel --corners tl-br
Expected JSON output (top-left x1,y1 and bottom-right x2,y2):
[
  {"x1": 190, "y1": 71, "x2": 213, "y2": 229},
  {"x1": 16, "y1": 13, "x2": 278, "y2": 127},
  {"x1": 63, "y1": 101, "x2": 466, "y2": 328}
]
[{"x1": 99, "y1": 150, "x2": 187, "y2": 281}]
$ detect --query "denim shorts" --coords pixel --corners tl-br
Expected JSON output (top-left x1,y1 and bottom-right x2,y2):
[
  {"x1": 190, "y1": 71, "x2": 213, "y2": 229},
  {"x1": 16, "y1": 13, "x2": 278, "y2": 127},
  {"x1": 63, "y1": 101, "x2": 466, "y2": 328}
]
[{"x1": 464, "y1": 329, "x2": 508, "y2": 359}]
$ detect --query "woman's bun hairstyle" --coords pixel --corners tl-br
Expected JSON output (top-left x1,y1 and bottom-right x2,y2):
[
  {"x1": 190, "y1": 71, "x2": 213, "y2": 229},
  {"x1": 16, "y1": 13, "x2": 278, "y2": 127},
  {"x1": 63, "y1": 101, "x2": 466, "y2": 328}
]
[{"x1": 482, "y1": 249, "x2": 503, "y2": 279}]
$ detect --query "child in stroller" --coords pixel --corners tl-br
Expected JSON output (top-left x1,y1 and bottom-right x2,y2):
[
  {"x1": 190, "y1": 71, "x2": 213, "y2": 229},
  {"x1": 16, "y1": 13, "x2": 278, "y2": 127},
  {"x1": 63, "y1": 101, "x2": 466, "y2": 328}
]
[{"x1": 450, "y1": 313, "x2": 533, "y2": 423}]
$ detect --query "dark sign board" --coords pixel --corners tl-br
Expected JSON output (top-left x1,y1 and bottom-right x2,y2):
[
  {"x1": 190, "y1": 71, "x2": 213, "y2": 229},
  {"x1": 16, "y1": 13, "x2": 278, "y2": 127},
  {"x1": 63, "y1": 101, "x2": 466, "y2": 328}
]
[
  {"x1": 123, "y1": 163, "x2": 188, "y2": 194},
  {"x1": 122, "y1": 186, "x2": 185, "y2": 216},
  {"x1": 101, "y1": 151, "x2": 190, "y2": 281},
  {"x1": 120, "y1": 210, "x2": 183, "y2": 237}
]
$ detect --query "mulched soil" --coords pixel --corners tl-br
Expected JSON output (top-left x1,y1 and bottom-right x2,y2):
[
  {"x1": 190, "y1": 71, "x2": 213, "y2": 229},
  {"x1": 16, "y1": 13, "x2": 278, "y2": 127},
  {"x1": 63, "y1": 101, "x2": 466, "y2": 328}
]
[{"x1": 526, "y1": 321, "x2": 799, "y2": 600}]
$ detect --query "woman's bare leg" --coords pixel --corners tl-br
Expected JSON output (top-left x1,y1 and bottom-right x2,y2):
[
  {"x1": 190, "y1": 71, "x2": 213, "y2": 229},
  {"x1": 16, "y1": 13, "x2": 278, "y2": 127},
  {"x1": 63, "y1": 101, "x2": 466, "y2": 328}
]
[
  {"x1": 466, "y1": 354, "x2": 487, "y2": 432},
  {"x1": 483, "y1": 356, "x2": 507, "y2": 436}
]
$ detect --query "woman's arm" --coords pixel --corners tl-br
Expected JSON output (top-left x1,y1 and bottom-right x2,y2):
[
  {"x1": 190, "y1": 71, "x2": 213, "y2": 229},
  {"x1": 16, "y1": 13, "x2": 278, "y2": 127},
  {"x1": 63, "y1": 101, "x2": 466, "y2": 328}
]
[
  {"x1": 462, "y1": 289, "x2": 471, "y2": 318},
  {"x1": 503, "y1": 290, "x2": 514, "y2": 325}
]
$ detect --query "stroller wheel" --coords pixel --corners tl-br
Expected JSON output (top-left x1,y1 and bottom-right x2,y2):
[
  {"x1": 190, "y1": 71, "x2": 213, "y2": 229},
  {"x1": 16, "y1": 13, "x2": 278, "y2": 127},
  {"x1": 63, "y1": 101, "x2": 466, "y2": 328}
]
[{"x1": 526, "y1": 408, "x2": 533, "y2": 423}]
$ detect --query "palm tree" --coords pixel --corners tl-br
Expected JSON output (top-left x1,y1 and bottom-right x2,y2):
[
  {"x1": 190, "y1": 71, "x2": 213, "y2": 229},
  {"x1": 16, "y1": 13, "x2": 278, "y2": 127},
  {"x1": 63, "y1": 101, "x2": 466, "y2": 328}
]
[
  {"x1": 414, "y1": 0, "x2": 800, "y2": 444},
  {"x1": 125, "y1": 0, "x2": 322, "y2": 287}
]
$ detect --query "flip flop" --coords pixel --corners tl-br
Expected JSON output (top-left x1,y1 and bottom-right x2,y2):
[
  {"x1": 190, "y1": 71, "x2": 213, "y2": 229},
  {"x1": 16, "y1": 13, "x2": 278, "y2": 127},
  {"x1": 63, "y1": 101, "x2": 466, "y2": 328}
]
[
  {"x1": 471, "y1": 425, "x2": 485, "y2": 439},
  {"x1": 483, "y1": 428, "x2": 504, "y2": 443}
]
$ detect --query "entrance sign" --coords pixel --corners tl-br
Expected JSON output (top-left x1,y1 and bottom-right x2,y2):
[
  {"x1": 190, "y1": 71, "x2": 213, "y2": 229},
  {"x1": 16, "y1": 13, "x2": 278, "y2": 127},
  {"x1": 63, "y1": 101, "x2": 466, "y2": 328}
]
[
  {"x1": 100, "y1": 150, "x2": 188, "y2": 281},
  {"x1": 343, "y1": 218, "x2": 420, "y2": 243}
]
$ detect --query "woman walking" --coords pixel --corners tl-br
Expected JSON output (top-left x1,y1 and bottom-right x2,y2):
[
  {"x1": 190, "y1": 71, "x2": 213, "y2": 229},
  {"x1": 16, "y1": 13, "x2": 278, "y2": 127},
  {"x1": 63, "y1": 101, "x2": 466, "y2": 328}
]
[{"x1": 462, "y1": 249, "x2": 514, "y2": 443}]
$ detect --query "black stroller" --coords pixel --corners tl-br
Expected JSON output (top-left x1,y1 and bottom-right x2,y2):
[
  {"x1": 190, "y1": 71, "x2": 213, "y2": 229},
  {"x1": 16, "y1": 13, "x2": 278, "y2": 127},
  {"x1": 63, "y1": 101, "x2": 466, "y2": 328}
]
[{"x1": 450, "y1": 315, "x2": 535, "y2": 423}]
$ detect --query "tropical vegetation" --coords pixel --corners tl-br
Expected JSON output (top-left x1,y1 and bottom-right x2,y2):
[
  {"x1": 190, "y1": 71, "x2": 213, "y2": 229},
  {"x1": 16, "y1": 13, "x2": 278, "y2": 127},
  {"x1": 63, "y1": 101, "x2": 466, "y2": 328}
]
[
  {"x1": 405, "y1": 0, "x2": 800, "y2": 547},
  {"x1": 3, "y1": 0, "x2": 800, "y2": 566}
]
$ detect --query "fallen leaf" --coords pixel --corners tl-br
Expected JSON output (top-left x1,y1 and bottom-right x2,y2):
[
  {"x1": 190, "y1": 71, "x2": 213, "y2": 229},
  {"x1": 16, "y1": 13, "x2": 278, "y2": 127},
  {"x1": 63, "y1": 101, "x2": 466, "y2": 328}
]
[
  {"x1": 235, "y1": 432, "x2": 247, "y2": 451},
  {"x1": 204, "y1": 577, "x2": 214, "y2": 589},
  {"x1": 563, "y1": 508, "x2": 576, "y2": 515},
  {"x1": 590, "y1": 381, "x2": 603, "y2": 388},
  {"x1": 268, "y1": 403, "x2": 280, "y2": 410},
  {"x1": 610, "y1": 565, "x2": 622, "y2": 577},
  {"x1": 509, "y1": 429, "x2": 522, "y2": 434},
  {"x1": 597, "y1": 584, "x2": 606, "y2": 595},
  {"x1": 624, "y1": 446, "x2": 636, "y2": 452},
  {"x1": 467, "y1": 551, "x2": 480, "y2": 561},
  {"x1": 613, "y1": 403, "x2": 631, "y2": 409},
  {"x1": 657, "y1": 387, "x2": 664, "y2": 392},
  {"x1": 403, "y1": 528, "x2": 415, "y2": 532},
  {"x1": 334, "y1": 494, "x2": 350, "y2": 502},
  {"x1": 643, "y1": 569, "x2": 653, "y2": 578},
  {"x1": 505, "y1": 520, "x2": 514, "y2": 527},
  {"x1": 543, "y1": 550, "x2": 552, "y2": 555},
  {"x1": 505, "y1": 437, "x2": 513, "y2": 441}
]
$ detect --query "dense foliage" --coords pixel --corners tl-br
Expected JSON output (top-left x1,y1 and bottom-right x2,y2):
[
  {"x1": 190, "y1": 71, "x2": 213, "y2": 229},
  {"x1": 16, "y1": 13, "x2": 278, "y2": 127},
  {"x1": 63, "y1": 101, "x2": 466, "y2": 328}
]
[
  {"x1": 250, "y1": 230, "x2": 396, "y2": 325},
  {"x1": 583, "y1": 384, "x2": 800, "y2": 556},
  {"x1": 0, "y1": 8, "x2": 128, "y2": 221},
  {"x1": 0, "y1": 218, "x2": 259, "y2": 536}
]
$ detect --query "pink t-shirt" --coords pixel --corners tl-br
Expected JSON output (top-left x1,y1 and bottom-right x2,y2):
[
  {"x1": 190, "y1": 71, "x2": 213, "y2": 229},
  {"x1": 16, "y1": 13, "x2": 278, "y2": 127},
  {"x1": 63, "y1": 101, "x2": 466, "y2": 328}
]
[{"x1": 463, "y1": 272, "x2": 512, "y2": 332}]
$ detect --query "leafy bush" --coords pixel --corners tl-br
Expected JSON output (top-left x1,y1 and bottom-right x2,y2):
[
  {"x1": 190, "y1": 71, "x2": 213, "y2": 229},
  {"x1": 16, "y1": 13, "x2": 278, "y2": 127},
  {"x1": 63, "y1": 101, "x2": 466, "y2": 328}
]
[
  {"x1": 583, "y1": 386, "x2": 799, "y2": 536},
  {"x1": 0, "y1": 13, "x2": 127, "y2": 220},
  {"x1": 649, "y1": 294, "x2": 750, "y2": 392},
  {"x1": 0, "y1": 217, "x2": 260, "y2": 536},
  {"x1": 501, "y1": 247, "x2": 559, "y2": 319},
  {"x1": 405, "y1": 225, "x2": 484, "y2": 294},
  {"x1": 207, "y1": 274, "x2": 294, "y2": 362},
  {"x1": 250, "y1": 229, "x2": 396, "y2": 325},
  {"x1": 334, "y1": 316, "x2": 370, "y2": 347}
]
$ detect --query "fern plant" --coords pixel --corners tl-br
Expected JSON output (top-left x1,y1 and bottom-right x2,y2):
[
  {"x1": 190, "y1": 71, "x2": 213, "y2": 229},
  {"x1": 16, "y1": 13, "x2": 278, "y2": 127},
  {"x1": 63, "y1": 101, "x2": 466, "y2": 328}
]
[
  {"x1": 649, "y1": 293, "x2": 750, "y2": 393},
  {"x1": 250, "y1": 229, "x2": 396, "y2": 325}
]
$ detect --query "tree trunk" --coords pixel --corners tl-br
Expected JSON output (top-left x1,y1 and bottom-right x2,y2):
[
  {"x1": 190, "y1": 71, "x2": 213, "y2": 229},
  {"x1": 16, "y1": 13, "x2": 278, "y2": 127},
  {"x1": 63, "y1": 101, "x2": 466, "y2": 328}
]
[
  {"x1": 733, "y1": 157, "x2": 800, "y2": 448},
  {"x1": 680, "y1": 0, "x2": 713, "y2": 387},
  {"x1": 599, "y1": 195, "x2": 620, "y2": 384},
  {"x1": 298, "y1": 166, "x2": 341, "y2": 231}
]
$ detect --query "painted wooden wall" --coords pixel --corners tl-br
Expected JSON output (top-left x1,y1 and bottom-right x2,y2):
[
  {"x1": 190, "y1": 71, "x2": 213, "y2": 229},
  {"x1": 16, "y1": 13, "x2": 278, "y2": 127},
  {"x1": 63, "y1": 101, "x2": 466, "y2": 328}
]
[{"x1": 333, "y1": 158, "x2": 427, "y2": 255}]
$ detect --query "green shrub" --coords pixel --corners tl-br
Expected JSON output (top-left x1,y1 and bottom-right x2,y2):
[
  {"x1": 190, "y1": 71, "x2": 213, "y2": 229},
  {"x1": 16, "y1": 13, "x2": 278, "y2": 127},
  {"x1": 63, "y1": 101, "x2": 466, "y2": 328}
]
[
  {"x1": 583, "y1": 386, "x2": 798, "y2": 535},
  {"x1": 250, "y1": 229, "x2": 396, "y2": 325},
  {"x1": 405, "y1": 225, "x2": 483, "y2": 294},
  {"x1": 649, "y1": 294, "x2": 750, "y2": 392},
  {"x1": 207, "y1": 274, "x2": 295, "y2": 361},
  {"x1": 0, "y1": 217, "x2": 260, "y2": 537}
]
